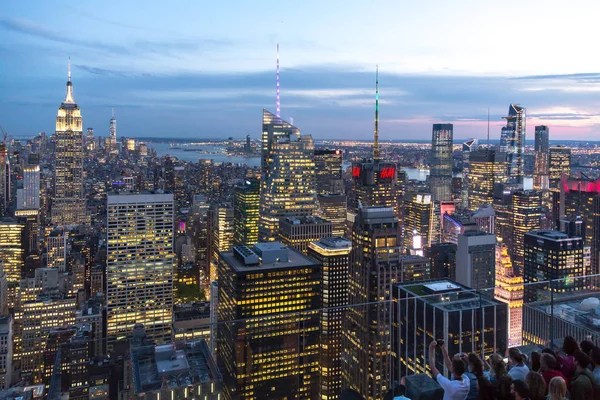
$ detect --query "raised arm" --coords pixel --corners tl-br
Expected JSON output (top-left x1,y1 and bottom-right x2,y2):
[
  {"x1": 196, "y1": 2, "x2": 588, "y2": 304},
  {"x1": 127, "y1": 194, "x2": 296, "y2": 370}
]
[
  {"x1": 441, "y1": 344, "x2": 454, "y2": 373},
  {"x1": 429, "y1": 341, "x2": 441, "y2": 377}
]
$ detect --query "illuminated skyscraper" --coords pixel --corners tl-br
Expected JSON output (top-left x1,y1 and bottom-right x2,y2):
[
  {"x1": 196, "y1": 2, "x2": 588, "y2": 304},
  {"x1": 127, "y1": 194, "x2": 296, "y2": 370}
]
[
  {"x1": 468, "y1": 148, "x2": 507, "y2": 211},
  {"x1": 233, "y1": 180, "x2": 259, "y2": 247},
  {"x1": 106, "y1": 193, "x2": 174, "y2": 347},
  {"x1": 560, "y1": 176, "x2": 600, "y2": 274},
  {"x1": 0, "y1": 218, "x2": 23, "y2": 309},
  {"x1": 350, "y1": 71, "x2": 398, "y2": 217},
  {"x1": 279, "y1": 216, "x2": 332, "y2": 254},
  {"x1": 217, "y1": 243, "x2": 321, "y2": 399},
  {"x1": 17, "y1": 155, "x2": 40, "y2": 210},
  {"x1": 315, "y1": 149, "x2": 344, "y2": 194},
  {"x1": 0, "y1": 144, "x2": 10, "y2": 217},
  {"x1": 533, "y1": 126, "x2": 550, "y2": 191},
  {"x1": 109, "y1": 108, "x2": 117, "y2": 154},
  {"x1": 307, "y1": 237, "x2": 351, "y2": 400},
  {"x1": 549, "y1": 146, "x2": 571, "y2": 189},
  {"x1": 317, "y1": 193, "x2": 347, "y2": 237},
  {"x1": 500, "y1": 104, "x2": 526, "y2": 184},
  {"x1": 430, "y1": 123, "x2": 453, "y2": 202},
  {"x1": 18, "y1": 297, "x2": 76, "y2": 383},
  {"x1": 511, "y1": 190, "x2": 542, "y2": 273},
  {"x1": 494, "y1": 243, "x2": 523, "y2": 347},
  {"x1": 52, "y1": 59, "x2": 86, "y2": 226},
  {"x1": 209, "y1": 203, "x2": 234, "y2": 281},
  {"x1": 402, "y1": 192, "x2": 437, "y2": 252},
  {"x1": 342, "y1": 206, "x2": 402, "y2": 399},
  {"x1": 524, "y1": 230, "x2": 588, "y2": 303},
  {"x1": 259, "y1": 110, "x2": 316, "y2": 241},
  {"x1": 461, "y1": 139, "x2": 478, "y2": 209}
]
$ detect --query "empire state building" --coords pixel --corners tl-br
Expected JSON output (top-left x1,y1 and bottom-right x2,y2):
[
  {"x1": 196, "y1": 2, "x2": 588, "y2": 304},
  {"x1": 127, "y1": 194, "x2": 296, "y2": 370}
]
[{"x1": 52, "y1": 59, "x2": 86, "y2": 226}]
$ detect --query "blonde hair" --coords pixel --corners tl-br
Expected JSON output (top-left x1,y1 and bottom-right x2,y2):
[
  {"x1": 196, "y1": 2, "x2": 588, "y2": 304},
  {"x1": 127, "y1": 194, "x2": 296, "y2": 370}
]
[{"x1": 548, "y1": 376, "x2": 567, "y2": 400}]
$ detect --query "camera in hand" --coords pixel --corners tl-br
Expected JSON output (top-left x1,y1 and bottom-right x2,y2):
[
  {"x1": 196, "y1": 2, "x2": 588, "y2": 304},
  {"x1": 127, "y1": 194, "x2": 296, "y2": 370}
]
[{"x1": 436, "y1": 339, "x2": 444, "y2": 347}]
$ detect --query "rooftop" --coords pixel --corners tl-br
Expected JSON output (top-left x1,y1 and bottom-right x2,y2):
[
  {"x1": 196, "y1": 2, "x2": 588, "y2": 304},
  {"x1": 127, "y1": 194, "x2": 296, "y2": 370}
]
[
  {"x1": 397, "y1": 280, "x2": 504, "y2": 311},
  {"x1": 131, "y1": 340, "x2": 222, "y2": 395},
  {"x1": 281, "y1": 216, "x2": 330, "y2": 225},
  {"x1": 526, "y1": 229, "x2": 578, "y2": 241},
  {"x1": 222, "y1": 242, "x2": 319, "y2": 272}
]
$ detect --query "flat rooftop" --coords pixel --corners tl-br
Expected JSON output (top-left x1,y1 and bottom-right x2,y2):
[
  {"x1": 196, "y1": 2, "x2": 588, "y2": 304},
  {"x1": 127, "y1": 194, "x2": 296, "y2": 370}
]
[
  {"x1": 527, "y1": 230, "x2": 576, "y2": 241},
  {"x1": 131, "y1": 340, "x2": 222, "y2": 394},
  {"x1": 222, "y1": 243, "x2": 319, "y2": 273},
  {"x1": 397, "y1": 280, "x2": 503, "y2": 312}
]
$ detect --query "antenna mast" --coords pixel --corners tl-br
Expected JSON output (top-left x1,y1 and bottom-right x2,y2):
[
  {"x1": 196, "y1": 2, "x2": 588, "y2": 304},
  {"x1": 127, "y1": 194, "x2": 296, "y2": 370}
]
[
  {"x1": 276, "y1": 44, "x2": 280, "y2": 119},
  {"x1": 373, "y1": 65, "x2": 380, "y2": 160}
]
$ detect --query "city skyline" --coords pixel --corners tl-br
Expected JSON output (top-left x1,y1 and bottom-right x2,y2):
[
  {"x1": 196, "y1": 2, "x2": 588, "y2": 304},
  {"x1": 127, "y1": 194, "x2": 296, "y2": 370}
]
[{"x1": 2, "y1": 1, "x2": 600, "y2": 140}]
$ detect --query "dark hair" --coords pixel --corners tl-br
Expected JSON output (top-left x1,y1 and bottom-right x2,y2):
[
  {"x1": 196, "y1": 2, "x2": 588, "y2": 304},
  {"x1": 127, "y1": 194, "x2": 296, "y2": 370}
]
[
  {"x1": 526, "y1": 371, "x2": 547, "y2": 400},
  {"x1": 497, "y1": 375, "x2": 513, "y2": 400},
  {"x1": 541, "y1": 353, "x2": 559, "y2": 371},
  {"x1": 573, "y1": 350, "x2": 591, "y2": 369},
  {"x1": 563, "y1": 336, "x2": 579, "y2": 356},
  {"x1": 509, "y1": 347, "x2": 524, "y2": 364},
  {"x1": 530, "y1": 351, "x2": 541, "y2": 372},
  {"x1": 542, "y1": 348, "x2": 561, "y2": 370},
  {"x1": 581, "y1": 340, "x2": 595, "y2": 355},
  {"x1": 468, "y1": 353, "x2": 484, "y2": 378},
  {"x1": 477, "y1": 376, "x2": 494, "y2": 400},
  {"x1": 453, "y1": 358, "x2": 466, "y2": 376},
  {"x1": 591, "y1": 346, "x2": 600, "y2": 366},
  {"x1": 512, "y1": 379, "x2": 531, "y2": 399}
]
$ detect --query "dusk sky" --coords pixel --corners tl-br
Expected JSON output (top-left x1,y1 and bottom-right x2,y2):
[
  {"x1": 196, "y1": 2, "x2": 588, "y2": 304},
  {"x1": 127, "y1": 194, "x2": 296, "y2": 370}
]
[{"x1": 2, "y1": 0, "x2": 600, "y2": 141}]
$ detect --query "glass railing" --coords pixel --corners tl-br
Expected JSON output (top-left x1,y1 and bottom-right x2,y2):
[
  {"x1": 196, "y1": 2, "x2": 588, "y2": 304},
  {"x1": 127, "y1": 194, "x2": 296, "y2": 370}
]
[{"x1": 44, "y1": 273, "x2": 600, "y2": 400}]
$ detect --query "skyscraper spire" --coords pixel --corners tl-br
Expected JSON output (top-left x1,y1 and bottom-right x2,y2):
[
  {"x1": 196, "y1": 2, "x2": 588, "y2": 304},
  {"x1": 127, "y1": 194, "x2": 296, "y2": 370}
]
[
  {"x1": 373, "y1": 65, "x2": 380, "y2": 160},
  {"x1": 276, "y1": 43, "x2": 280, "y2": 119},
  {"x1": 64, "y1": 57, "x2": 74, "y2": 104}
]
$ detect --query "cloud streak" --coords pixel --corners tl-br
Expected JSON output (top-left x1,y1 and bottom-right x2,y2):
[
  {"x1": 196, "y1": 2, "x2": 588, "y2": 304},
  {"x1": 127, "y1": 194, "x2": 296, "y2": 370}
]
[{"x1": 0, "y1": 17, "x2": 235, "y2": 60}]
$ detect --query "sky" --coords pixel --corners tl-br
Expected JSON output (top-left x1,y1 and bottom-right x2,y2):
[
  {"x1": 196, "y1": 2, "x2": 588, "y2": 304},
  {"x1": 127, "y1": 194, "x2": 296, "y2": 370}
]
[{"x1": 1, "y1": 0, "x2": 600, "y2": 141}]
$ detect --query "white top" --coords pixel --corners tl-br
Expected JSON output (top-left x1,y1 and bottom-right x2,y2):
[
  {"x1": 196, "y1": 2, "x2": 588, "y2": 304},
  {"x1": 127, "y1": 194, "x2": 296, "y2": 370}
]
[
  {"x1": 508, "y1": 364, "x2": 530, "y2": 382},
  {"x1": 436, "y1": 374, "x2": 470, "y2": 400}
]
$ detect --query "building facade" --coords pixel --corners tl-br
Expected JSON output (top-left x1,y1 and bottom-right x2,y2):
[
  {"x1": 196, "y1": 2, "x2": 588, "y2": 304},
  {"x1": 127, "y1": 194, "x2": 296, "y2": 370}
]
[
  {"x1": 523, "y1": 230, "x2": 588, "y2": 303},
  {"x1": 217, "y1": 243, "x2": 321, "y2": 399},
  {"x1": 342, "y1": 207, "x2": 402, "y2": 399},
  {"x1": 279, "y1": 216, "x2": 333, "y2": 254},
  {"x1": 468, "y1": 149, "x2": 507, "y2": 211},
  {"x1": 430, "y1": 123, "x2": 453, "y2": 202},
  {"x1": 259, "y1": 110, "x2": 316, "y2": 241},
  {"x1": 307, "y1": 237, "x2": 351, "y2": 400},
  {"x1": 52, "y1": 61, "x2": 86, "y2": 226},
  {"x1": 315, "y1": 149, "x2": 344, "y2": 195},
  {"x1": 402, "y1": 193, "x2": 437, "y2": 252},
  {"x1": 106, "y1": 193, "x2": 174, "y2": 347},
  {"x1": 549, "y1": 146, "x2": 571, "y2": 189},
  {"x1": 456, "y1": 230, "x2": 496, "y2": 290},
  {"x1": 500, "y1": 104, "x2": 526, "y2": 184},
  {"x1": 512, "y1": 190, "x2": 542, "y2": 273},
  {"x1": 533, "y1": 125, "x2": 550, "y2": 191},
  {"x1": 393, "y1": 280, "x2": 508, "y2": 378},
  {"x1": 317, "y1": 194, "x2": 347, "y2": 238},
  {"x1": 0, "y1": 218, "x2": 24, "y2": 308},
  {"x1": 233, "y1": 180, "x2": 259, "y2": 247}
]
